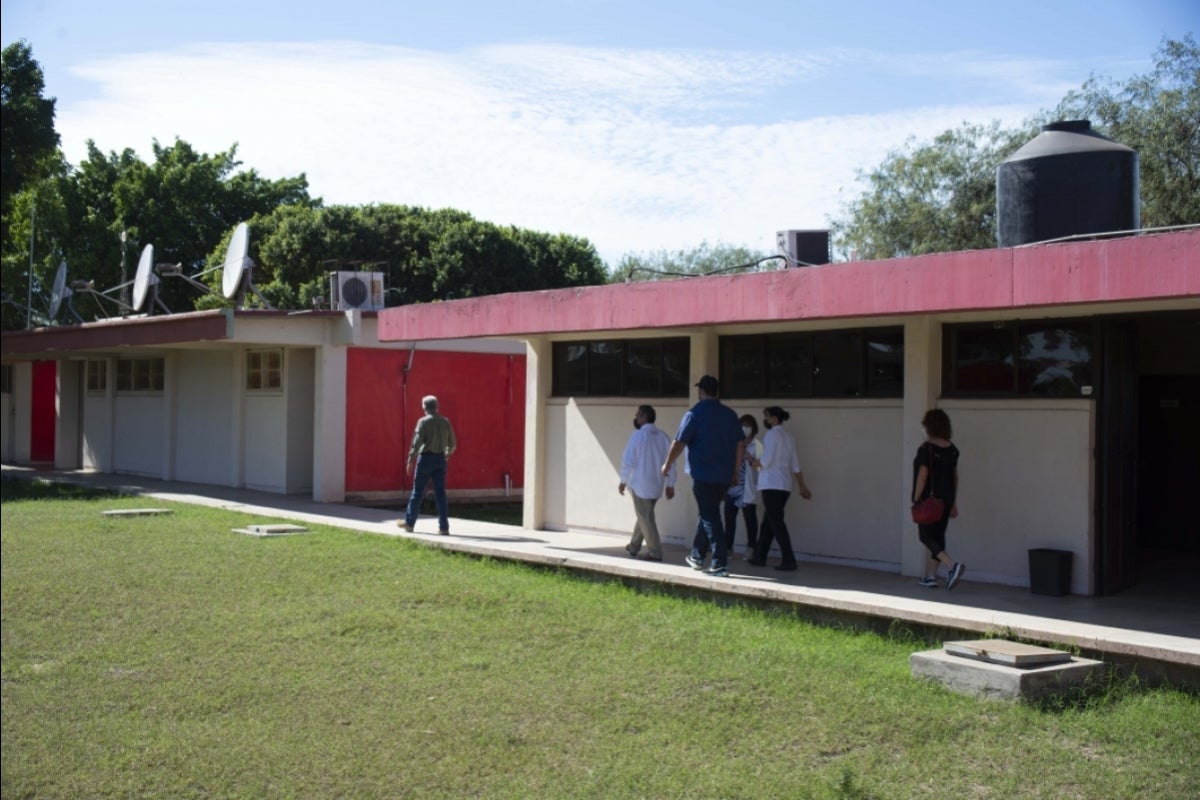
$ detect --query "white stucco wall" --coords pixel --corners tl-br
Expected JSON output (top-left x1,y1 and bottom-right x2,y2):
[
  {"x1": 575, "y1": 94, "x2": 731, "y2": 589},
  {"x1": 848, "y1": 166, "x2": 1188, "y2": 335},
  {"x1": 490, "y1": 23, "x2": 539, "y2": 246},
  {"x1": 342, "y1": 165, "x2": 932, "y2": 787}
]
[
  {"x1": 543, "y1": 398, "x2": 904, "y2": 566},
  {"x1": 285, "y1": 348, "x2": 315, "y2": 494},
  {"x1": 541, "y1": 394, "x2": 1094, "y2": 592},
  {"x1": 112, "y1": 395, "x2": 165, "y2": 477},
  {"x1": 81, "y1": 361, "x2": 113, "y2": 472},
  {"x1": 940, "y1": 399, "x2": 1095, "y2": 594},
  {"x1": 174, "y1": 350, "x2": 237, "y2": 486},
  {"x1": 8, "y1": 363, "x2": 32, "y2": 463},
  {"x1": 245, "y1": 392, "x2": 288, "y2": 493},
  {"x1": 1, "y1": 391, "x2": 13, "y2": 462}
]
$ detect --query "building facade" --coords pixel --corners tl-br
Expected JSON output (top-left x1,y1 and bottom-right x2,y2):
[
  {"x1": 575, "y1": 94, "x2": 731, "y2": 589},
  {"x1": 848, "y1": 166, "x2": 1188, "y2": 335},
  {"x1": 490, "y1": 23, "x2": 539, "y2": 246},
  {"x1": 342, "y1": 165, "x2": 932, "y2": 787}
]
[{"x1": 377, "y1": 230, "x2": 1200, "y2": 596}]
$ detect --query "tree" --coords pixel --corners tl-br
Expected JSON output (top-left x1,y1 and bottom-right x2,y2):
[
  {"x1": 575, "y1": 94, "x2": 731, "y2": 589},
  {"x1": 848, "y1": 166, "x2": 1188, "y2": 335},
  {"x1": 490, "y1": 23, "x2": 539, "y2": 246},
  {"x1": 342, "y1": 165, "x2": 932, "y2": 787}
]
[
  {"x1": 1054, "y1": 34, "x2": 1199, "y2": 229},
  {"x1": 198, "y1": 203, "x2": 608, "y2": 311},
  {"x1": 831, "y1": 36, "x2": 1199, "y2": 259},
  {"x1": 1, "y1": 137, "x2": 317, "y2": 326},
  {"x1": 1, "y1": 40, "x2": 62, "y2": 328},
  {"x1": 610, "y1": 241, "x2": 777, "y2": 283},
  {"x1": 1, "y1": 40, "x2": 59, "y2": 209},
  {"x1": 831, "y1": 122, "x2": 1031, "y2": 260}
]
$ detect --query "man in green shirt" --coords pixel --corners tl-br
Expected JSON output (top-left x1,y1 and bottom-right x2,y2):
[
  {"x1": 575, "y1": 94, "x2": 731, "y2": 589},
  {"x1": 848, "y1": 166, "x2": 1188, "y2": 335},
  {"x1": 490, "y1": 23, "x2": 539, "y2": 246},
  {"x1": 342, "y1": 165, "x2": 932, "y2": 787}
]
[{"x1": 400, "y1": 395, "x2": 457, "y2": 534}]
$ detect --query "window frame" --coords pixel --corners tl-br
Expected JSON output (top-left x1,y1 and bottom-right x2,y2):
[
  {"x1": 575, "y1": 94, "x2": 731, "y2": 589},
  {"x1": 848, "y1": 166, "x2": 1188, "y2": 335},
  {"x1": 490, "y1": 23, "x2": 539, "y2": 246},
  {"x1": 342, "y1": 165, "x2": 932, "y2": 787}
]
[
  {"x1": 719, "y1": 326, "x2": 905, "y2": 399},
  {"x1": 86, "y1": 359, "x2": 108, "y2": 394},
  {"x1": 115, "y1": 357, "x2": 165, "y2": 394},
  {"x1": 551, "y1": 337, "x2": 690, "y2": 398},
  {"x1": 943, "y1": 318, "x2": 1098, "y2": 398},
  {"x1": 246, "y1": 348, "x2": 284, "y2": 393}
]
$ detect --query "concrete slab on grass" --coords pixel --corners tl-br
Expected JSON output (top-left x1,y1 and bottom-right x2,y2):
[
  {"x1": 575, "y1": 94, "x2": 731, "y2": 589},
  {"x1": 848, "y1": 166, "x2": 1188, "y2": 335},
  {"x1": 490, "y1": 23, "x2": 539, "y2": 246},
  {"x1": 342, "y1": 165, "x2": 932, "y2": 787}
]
[
  {"x1": 232, "y1": 523, "x2": 310, "y2": 537},
  {"x1": 912, "y1": 647, "x2": 1104, "y2": 701},
  {"x1": 943, "y1": 639, "x2": 1074, "y2": 667},
  {"x1": 102, "y1": 508, "x2": 173, "y2": 517}
]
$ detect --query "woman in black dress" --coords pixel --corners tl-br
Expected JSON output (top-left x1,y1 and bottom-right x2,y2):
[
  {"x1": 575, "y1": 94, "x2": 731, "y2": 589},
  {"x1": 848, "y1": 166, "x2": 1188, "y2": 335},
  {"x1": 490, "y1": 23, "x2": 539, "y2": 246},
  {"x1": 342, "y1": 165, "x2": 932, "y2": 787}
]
[{"x1": 912, "y1": 409, "x2": 965, "y2": 589}]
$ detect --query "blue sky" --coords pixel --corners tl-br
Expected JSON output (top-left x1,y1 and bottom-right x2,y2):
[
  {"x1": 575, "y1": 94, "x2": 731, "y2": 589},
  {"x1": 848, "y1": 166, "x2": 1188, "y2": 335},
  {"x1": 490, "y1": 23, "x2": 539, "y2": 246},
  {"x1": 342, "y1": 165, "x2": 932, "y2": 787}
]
[{"x1": 5, "y1": 0, "x2": 1196, "y2": 264}]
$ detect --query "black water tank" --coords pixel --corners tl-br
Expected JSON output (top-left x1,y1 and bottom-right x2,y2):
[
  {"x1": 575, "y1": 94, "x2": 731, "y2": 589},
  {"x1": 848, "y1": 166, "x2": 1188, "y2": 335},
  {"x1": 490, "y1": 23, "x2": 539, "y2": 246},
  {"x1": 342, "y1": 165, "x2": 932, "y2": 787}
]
[{"x1": 996, "y1": 120, "x2": 1139, "y2": 247}]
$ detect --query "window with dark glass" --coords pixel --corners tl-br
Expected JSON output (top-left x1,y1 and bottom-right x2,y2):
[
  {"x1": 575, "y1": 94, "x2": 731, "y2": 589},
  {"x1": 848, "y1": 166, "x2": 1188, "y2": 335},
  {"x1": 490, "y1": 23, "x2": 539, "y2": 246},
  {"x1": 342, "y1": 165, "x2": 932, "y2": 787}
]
[
  {"x1": 865, "y1": 328, "x2": 905, "y2": 396},
  {"x1": 246, "y1": 349, "x2": 283, "y2": 391},
  {"x1": 719, "y1": 327, "x2": 904, "y2": 399},
  {"x1": 767, "y1": 333, "x2": 812, "y2": 397},
  {"x1": 551, "y1": 338, "x2": 690, "y2": 397},
  {"x1": 813, "y1": 330, "x2": 862, "y2": 397},
  {"x1": 946, "y1": 320, "x2": 1095, "y2": 396},
  {"x1": 86, "y1": 360, "x2": 107, "y2": 394},
  {"x1": 115, "y1": 357, "x2": 164, "y2": 393}
]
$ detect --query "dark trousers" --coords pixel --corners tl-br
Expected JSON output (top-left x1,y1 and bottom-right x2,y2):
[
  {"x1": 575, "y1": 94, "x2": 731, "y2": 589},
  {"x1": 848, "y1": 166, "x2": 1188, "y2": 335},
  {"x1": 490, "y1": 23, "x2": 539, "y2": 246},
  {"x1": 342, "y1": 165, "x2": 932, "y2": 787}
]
[
  {"x1": 754, "y1": 489, "x2": 795, "y2": 566},
  {"x1": 722, "y1": 498, "x2": 759, "y2": 551},
  {"x1": 406, "y1": 453, "x2": 449, "y2": 531},
  {"x1": 689, "y1": 481, "x2": 729, "y2": 569}
]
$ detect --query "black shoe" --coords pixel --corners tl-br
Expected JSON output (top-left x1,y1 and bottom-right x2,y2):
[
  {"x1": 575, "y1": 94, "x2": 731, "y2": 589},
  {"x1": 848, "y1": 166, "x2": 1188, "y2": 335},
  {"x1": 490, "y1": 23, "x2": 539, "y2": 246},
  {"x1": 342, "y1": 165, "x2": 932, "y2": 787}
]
[
  {"x1": 746, "y1": 558, "x2": 766, "y2": 566},
  {"x1": 774, "y1": 563, "x2": 798, "y2": 571}
]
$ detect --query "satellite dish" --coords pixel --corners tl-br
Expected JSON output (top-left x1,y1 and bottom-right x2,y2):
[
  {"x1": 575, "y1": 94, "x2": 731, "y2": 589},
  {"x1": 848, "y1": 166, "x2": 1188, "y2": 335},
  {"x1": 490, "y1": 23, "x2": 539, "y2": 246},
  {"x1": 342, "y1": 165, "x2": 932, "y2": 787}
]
[
  {"x1": 132, "y1": 244, "x2": 159, "y2": 313},
  {"x1": 222, "y1": 222, "x2": 250, "y2": 299},
  {"x1": 48, "y1": 260, "x2": 70, "y2": 321}
]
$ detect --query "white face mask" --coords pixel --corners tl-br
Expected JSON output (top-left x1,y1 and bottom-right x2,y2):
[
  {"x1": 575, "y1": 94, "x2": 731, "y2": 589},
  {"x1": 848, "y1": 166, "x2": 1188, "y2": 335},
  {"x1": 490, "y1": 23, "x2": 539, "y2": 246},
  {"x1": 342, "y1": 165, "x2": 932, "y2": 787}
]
[{"x1": 742, "y1": 426, "x2": 753, "y2": 438}]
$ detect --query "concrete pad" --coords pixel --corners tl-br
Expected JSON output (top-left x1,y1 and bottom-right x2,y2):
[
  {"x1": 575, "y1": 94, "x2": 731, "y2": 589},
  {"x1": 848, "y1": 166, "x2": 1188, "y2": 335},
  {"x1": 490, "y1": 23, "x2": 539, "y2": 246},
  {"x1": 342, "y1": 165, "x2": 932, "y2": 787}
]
[
  {"x1": 231, "y1": 523, "x2": 310, "y2": 537},
  {"x1": 101, "y1": 508, "x2": 173, "y2": 517},
  {"x1": 912, "y1": 648, "x2": 1105, "y2": 701},
  {"x1": 944, "y1": 639, "x2": 1073, "y2": 667}
]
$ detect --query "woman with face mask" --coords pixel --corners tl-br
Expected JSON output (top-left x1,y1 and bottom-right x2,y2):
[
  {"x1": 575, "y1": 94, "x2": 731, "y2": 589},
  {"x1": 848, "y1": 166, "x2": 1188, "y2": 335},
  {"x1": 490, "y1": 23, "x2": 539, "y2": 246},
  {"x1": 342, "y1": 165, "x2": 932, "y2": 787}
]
[
  {"x1": 722, "y1": 414, "x2": 762, "y2": 555},
  {"x1": 747, "y1": 406, "x2": 812, "y2": 571}
]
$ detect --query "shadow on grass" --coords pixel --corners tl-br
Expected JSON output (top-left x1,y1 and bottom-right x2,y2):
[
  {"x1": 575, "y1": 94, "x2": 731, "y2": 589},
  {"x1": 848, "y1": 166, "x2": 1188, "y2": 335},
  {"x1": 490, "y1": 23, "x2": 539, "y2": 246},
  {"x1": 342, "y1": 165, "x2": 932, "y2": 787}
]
[{"x1": 0, "y1": 477, "x2": 118, "y2": 502}]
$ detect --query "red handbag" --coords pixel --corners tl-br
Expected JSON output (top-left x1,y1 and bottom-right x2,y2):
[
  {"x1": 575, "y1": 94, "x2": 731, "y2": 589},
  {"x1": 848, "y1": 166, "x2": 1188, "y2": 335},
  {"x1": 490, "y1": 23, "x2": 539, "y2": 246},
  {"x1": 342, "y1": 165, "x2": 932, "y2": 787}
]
[{"x1": 911, "y1": 445, "x2": 945, "y2": 524}]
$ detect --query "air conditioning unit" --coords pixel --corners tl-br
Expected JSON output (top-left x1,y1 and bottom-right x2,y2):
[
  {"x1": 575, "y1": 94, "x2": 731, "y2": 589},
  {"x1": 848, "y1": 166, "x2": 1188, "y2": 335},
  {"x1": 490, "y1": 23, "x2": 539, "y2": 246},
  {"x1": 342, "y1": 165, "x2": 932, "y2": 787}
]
[
  {"x1": 330, "y1": 271, "x2": 385, "y2": 311},
  {"x1": 776, "y1": 230, "x2": 831, "y2": 266}
]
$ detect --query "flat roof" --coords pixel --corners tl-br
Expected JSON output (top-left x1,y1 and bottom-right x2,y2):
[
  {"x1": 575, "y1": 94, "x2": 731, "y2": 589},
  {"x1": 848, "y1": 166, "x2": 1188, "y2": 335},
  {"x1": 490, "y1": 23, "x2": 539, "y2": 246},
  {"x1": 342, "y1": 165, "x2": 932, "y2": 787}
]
[{"x1": 377, "y1": 229, "x2": 1200, "y2": 342}]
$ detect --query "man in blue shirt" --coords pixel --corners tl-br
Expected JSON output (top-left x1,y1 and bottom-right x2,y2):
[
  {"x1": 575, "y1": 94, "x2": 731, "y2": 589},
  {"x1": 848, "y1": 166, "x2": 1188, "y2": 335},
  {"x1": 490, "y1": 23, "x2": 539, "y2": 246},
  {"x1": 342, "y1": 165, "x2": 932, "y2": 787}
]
[{"x1": 661, "y1": 375, "x2": 745, "y2": 577}]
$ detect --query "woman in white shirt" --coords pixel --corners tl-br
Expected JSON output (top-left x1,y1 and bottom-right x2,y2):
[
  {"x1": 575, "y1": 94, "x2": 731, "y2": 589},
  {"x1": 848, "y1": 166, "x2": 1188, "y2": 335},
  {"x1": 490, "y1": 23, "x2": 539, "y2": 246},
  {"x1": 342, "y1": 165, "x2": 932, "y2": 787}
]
[
  {"x1": 747, "y1": 406, "x2": 812, "y2": 571},
  {"x1": 723, "y1": 414, "x2": 762, "y2": 554}
]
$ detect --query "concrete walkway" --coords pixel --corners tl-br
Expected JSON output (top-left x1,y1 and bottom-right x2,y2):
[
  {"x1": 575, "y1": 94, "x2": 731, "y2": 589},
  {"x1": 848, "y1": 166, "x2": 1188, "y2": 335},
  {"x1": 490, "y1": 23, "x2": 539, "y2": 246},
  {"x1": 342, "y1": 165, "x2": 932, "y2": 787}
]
[{"x1": 5, "y1": 466, "x2": 1198, "y2": 686}]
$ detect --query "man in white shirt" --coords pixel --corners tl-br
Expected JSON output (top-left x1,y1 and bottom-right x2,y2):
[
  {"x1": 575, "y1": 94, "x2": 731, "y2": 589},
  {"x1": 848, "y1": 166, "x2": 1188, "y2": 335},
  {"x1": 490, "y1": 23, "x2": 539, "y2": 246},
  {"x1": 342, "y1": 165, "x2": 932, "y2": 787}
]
[{"x1": 619, "y1": 405, "x2": 677, "y2": 561}]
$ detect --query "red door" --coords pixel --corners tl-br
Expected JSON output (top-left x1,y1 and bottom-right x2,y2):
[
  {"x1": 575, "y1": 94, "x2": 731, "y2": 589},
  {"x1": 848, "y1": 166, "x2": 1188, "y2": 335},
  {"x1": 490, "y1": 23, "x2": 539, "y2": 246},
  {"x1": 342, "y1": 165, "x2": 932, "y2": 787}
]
[{"x1": 30, "y1": 360, "x2": 56, "y2": 463}]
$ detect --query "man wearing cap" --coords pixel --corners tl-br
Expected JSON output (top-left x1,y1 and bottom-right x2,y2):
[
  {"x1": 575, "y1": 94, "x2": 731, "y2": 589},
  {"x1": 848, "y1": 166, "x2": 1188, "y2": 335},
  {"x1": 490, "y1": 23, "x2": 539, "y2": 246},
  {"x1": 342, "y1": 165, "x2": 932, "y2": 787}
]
[
  {"x1": 661, "y1": 375, "x2": 745, "y2": 577},
  {"x1": 400, "y1": 395, "x2": 457, "y2": 535}
]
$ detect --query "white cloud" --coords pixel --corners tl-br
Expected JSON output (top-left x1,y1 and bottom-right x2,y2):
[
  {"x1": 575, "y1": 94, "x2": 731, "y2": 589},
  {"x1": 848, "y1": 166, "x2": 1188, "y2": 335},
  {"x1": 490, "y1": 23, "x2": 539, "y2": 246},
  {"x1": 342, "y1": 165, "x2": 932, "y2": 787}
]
[{"x1": 58, "y1": 41, "x2": 1052, "y2": 264}]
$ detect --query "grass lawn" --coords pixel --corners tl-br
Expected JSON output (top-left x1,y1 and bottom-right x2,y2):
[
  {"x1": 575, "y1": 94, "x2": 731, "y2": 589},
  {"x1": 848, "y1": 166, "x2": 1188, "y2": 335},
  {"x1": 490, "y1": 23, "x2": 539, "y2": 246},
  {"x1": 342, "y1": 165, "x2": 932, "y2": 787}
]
[{"x1": 3, "y1": 479, "x2": 1197, "y2": 799}]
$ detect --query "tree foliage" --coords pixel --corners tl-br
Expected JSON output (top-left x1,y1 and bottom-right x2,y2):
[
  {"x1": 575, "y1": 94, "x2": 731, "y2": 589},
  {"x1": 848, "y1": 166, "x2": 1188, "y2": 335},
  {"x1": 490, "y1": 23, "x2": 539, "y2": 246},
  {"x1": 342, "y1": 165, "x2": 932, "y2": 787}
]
[
  {"x1": 831, "y1": 122, "x2": 1032, "y2": 260},
  {"x1": 1, "y1": 40, "x2": 60, "y2": 210},
  {"x1": 197, "y1": 204, "x2": 608, "y2": 310},
  {"x1": 1054, "y1": 34, "x2": 1199, "y2": 229},
  {"x1": 610, "y1": 241, "x2": 777, "y2": 283},
  {"x1": 1, "y1": 138, "x2": 317, "y2": 326},
  {"x1": 832, "y1": 36, "x2": 1199, "y2": 259}
]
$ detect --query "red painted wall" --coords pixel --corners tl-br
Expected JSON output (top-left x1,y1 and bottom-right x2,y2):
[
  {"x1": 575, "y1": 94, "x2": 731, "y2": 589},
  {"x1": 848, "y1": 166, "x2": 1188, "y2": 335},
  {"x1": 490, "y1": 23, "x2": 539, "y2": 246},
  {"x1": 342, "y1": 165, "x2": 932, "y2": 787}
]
[
  {"x1": 30, "y1": 360, "x2": 56, "y2": 463},
  {"x1": 344, "y1": 348, "x2": 525, "y2": 493}
]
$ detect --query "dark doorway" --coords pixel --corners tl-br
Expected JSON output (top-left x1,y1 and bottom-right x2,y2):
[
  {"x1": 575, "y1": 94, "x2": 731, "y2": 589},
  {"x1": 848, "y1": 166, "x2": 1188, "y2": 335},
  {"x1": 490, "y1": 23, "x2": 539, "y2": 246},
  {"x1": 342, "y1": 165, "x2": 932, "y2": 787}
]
[{"x1": 1098, "y1": 312, "x2": 1200, "y2": 597}]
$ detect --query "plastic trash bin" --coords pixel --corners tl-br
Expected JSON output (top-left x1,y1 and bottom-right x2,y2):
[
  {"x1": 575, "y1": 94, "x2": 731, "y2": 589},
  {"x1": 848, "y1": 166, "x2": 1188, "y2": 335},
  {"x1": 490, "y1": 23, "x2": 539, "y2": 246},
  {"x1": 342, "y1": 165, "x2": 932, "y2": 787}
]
[{"x1": 1028, "y1": 548, "x2": 1072, "y2": 596}]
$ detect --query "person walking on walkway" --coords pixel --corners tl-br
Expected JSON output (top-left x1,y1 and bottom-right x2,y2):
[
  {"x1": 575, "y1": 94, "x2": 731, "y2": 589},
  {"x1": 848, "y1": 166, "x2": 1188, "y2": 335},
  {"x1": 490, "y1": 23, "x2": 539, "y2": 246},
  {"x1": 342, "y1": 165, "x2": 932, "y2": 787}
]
[
  {"x1": 400, "y1": 395, "x2": 457, "y2": 535},
  {"x1": 747, "y1": 406, "x2": 812, "y2": 571},
  {"x1": 912, "y1": 408, "x2": 964, "y2": 589},
  {"x1": 723, "y1": 414, "x2": 762, "y2": 555},
  {"x1": 661, "y1": 375, "x2": 745, "y2": 577},
  {"x1": 619, "y1": 404, "x2": 676, "y2": 561}
]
